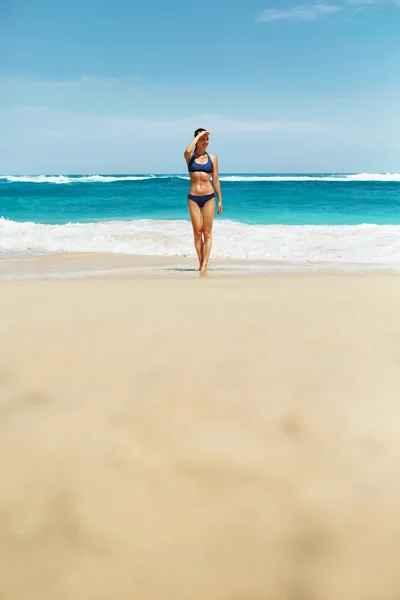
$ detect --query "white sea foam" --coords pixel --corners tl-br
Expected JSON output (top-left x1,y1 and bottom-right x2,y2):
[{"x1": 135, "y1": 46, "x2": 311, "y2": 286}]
[
  {"x1": 0, "y1": 175, "x2": 155, "y2": 184},
  {"x1": 162, "y1": 173, "x2": 400, "y2": 183},
  {"x1": 219, "y1": 173, "x2": 400, "y2": 182},
  {"x1": 1, "y1": 173, "x2": 400, "y2": 184},
  {"x1": 1, "y1": 217, "x2": 400, "y2": 265}
]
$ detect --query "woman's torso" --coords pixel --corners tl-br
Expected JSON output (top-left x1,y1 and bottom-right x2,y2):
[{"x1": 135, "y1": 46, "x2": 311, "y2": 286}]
[{"x1": 187, "y1": 152, "x2": 214, "y2": 196}]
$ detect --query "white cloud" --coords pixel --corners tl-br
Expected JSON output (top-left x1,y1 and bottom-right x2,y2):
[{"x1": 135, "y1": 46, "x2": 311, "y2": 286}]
[
  {"x1": 0, "y1": 75, "x2": 140, "y2": 89},
  {"x1": 347, "y1": 0, "x2": 400, "y2": 4},
  {"x1": 193, "y1": 114, "x2": 324, "y2": 134},
  {"x1": 1, "y1": 104, "x2": 396, "y2": 174},
  {"x1": 346, "y1": 0, "x2": 378, "y2": 4},
  {"x1": 77, "y1": 75, "x2": 140, "y2": 85},
  {"x1": 0, "y1": 106, "x2": 322, "y2": 138},
  {"x1": 345, "y1": 0, "x2": 400, "y2": 14},
  {"x1": 0, "y1": 105, "x2": 328, "y2": 154},
  {"x1": 256, "y1": 0, "x2": 399, "y2": 23},
  {"x1": 256, "y1": 3, "x2": 340, "y2": 22}
]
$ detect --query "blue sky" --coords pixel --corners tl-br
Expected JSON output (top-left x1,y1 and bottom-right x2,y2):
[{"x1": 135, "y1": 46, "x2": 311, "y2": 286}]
[{"x1": 0, "y1": 0, "x2": 399, "y2": 173}]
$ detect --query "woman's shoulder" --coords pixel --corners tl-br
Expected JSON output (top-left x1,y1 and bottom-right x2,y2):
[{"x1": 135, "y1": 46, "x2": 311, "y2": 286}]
[{"x1": 208, "y1": 153, "x2": 217, "y2": 161}]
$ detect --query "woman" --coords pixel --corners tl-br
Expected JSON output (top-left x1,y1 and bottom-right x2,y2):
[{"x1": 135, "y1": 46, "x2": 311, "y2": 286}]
[{"x1": 184, "y1": 128, "x2": 223, "y2": 273}]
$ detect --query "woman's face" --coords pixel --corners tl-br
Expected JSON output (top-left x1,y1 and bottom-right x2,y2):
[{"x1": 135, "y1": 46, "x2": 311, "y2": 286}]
[{"x1": 197, "y1": 133, "x2": 209, "y2": 149}]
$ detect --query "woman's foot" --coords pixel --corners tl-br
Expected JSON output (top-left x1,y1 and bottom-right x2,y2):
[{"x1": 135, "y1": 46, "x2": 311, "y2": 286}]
[{"x1": 199, "y1": 264, "x2": 208, "y2": 274}]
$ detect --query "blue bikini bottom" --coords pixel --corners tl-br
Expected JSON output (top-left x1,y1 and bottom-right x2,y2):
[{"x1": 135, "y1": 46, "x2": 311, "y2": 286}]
[{"x1": 188, "y1": 192, "x2": 215, "y2": 208}]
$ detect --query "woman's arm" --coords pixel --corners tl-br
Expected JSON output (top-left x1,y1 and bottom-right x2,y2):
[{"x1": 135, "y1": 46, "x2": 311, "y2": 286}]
[
  {"x1": 211, "y1": 155, "x2": 223, "y2": 215},
  {"x1": 183, "y1": 131, "x2": 209, "y2": 162}
]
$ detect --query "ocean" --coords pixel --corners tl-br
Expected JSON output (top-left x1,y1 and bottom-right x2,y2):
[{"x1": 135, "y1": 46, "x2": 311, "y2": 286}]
[{"x1": 1, "y1": 173, "x2": 400, "y2": 267}]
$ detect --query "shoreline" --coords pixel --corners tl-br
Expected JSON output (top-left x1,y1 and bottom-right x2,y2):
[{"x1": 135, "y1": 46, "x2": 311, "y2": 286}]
[{"x1": 1, "y1": 252, "x2": 400, "y2": 280}]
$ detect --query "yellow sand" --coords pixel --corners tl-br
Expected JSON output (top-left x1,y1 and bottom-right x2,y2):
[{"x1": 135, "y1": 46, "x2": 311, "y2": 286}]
[{"x1": 1, "y1": 275, "x2": 400, "y2": 600}]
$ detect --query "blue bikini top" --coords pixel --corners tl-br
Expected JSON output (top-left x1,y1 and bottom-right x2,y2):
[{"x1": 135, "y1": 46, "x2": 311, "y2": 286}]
[{"x1": 188, "y1": 151, "x2": 213, "y2": 173}]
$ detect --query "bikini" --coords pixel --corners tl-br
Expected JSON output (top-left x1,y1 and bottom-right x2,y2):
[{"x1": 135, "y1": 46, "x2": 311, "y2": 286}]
[{"x1": 187, "y1": 152, "x2": 216, "y2": 208}]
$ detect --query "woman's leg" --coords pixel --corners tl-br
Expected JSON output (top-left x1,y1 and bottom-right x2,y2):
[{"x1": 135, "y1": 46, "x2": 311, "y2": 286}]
[
  {"x1": 199, "y1": 196, "x2": 216, "y2": 273},
  {"x1": 187, "y1": 199, "x2": 203, "y2": 268}
]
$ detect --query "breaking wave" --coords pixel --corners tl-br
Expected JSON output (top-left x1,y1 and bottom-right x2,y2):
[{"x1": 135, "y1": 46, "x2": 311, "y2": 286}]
[{"x1": 2, "y1": 217, "x2": 400, "y2": 264}]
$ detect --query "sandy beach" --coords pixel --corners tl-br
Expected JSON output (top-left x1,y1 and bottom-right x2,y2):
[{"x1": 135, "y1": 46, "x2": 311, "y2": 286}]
[{"x1": 2, "y1": 272, "x2": 400, "y2": 599}]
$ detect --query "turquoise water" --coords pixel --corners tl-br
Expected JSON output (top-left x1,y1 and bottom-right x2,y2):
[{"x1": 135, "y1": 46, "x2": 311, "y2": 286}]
[
  {"x1": 1, "y1": 173, "x2": 400, "y2": 264},
  {"x1": 1, "y1": 173, "x2": 400, "y2": 225}
]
